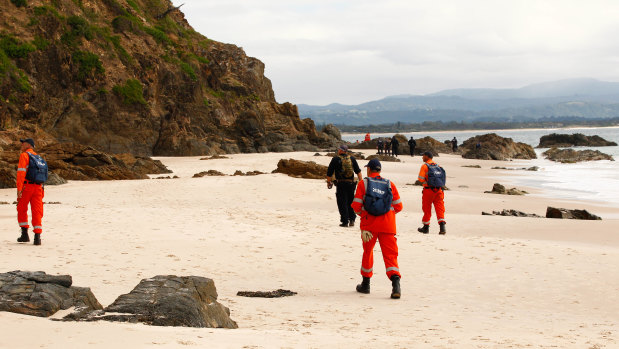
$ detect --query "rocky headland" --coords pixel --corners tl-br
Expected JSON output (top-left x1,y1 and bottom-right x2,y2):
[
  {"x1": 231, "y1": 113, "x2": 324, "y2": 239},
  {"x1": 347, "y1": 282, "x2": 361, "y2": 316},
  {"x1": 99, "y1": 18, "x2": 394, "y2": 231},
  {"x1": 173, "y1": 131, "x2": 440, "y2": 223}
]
[{"x1": 0, "y1": 0, "x2": 339, "y2": 157}]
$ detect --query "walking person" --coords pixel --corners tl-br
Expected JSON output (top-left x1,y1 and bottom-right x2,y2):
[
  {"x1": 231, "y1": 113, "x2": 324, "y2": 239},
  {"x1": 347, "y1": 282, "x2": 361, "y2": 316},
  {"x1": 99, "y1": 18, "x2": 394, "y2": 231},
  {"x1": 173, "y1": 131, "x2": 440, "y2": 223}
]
[
  {"x1": 377, "y1": 138, "x2": 384, "y2": 155},
  {"x1": 351, "y1": 159, "x2": 403, "y2": 299},
  {"x1": 326, "y1": 145, "x2": 363, "y2": 227},
  {"x1": 417, "y1": 152, "x2": 446, "y2": 235},
  {"x1": 385, "y1": 139, "x2": 391, "y2": 156},
  {"x1": 16, "y1": 138, "x2": 47, "y2": 245},
  {"x1": 408, "y1": 136, "x2": 416, "y2": 156},
  {"x1": 391, "y1": 136, "x2": 399, "y2": 157},
  {"x1": 451, "y1": 137, "x2": 458, "y2": 152}
]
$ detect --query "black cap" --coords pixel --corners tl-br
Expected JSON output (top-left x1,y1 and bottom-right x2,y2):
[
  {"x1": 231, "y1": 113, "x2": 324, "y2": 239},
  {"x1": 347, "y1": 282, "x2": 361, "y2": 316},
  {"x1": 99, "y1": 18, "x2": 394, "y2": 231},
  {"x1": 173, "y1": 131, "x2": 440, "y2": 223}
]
[
  {"x1": 365, "y1": 158, "x2": 381, "y2": 171},
  {"x1": 20, "y1": 138, "x2": 35, "y2": 148},
  {"x1": 338, "y1": 144, "x2": 348, "y2": 152},
  {"x1": 422, "y1": 151, "x2": 433, "y2": 159}
]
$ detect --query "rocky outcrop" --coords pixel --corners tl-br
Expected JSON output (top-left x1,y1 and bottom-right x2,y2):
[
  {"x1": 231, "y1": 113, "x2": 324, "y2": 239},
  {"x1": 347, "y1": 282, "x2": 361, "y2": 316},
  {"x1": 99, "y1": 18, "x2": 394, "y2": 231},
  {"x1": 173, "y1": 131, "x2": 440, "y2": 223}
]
[
  {"x1": 91, "y1": 275, "x2": 238, "y2": 328},
  {"x1": 482, "y1": 209, "x2": 543, "y2": 218},
  {"x1": 484, "y1": 183, "x2": 527, "y2": 195},
  {"x1": 537, "y1": 133, "x2": 618, "y2": 148},
  {"x1": 411, "y1": 136, "x2": 452, "y2": 156},
  {"x1": 1, "y1": 0, "x2": 338, "y2": 156},
  {"x1": 0, "y1": 142, "x2": 170, "y2": 185},
  {"x1": 491, "y1": 166, "x2": 539, "y2": 171},
  {"x1": 366, "y1": 154, "x2": 401, "y2": 162},
  {"x1": 193, "y1": 170, "x2": 225, "y2": 177},
  {"x1": 461, "y1": 134, "x2": 536, "y2": 160},
  {"x1": 272, "y1": 159, "x2": 326, "y2": 179},
  {"x1": 546, "y1": 207, "x2": 602, "y2": 220},
  {"x1": 542, "y1": 147, "x2": 614, "y2": 163},
  {"x1": 0, "y1": 271, "x2": 102, "y2": 317}
]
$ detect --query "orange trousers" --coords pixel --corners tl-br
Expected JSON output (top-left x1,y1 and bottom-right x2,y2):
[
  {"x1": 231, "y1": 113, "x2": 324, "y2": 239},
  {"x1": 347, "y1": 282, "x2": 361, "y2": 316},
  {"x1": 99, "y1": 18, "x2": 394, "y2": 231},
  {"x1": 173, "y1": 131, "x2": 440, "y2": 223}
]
[
  {"x1": 422, "y1": 188, "x2": 445, "y2": 225},
  {"x1": 17, "y1": 183, "x2": 44, "y2": 234},
  {"x1": 360, "y1": 232, "x2": 400, "y2": 279}
]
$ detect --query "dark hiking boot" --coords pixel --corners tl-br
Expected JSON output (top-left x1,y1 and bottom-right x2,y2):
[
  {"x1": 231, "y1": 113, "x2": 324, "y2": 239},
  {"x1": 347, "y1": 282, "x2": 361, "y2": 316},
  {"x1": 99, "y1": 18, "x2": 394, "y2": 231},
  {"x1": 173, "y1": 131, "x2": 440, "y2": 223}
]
[
  {"x1": 390, "y1": 275, "x2": 401, "y2": 299},
  {"x1": 417, "y1": 224, "x2": 429, "y2": 234},
  {"x1": 356, "y1": 277, "x2": 370, "y2": 294},
  {"x1": 17, "y1": 227, "x2": 29, "y2": 243},
  {"x1": 439, "y1": 222, "x2": 447, "y2": 235},
  {"x1": 33, "y1": 234, "x2": 41, "y2": 246},
  {"x1": 339, "y1": 222, "x2": 349, "y2": 227},
  {"x1": 349, "y1": 220, "x2": 355, "y2": 227}
]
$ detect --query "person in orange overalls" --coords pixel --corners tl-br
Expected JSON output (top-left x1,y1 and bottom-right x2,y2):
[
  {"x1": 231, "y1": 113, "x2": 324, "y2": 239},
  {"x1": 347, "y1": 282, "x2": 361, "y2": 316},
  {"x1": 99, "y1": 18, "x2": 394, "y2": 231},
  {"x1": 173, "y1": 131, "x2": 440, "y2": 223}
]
[
  {"x1": 417, "y1": 151, "x2": 446, "y2": 235},
  {"x1": 351, "y1": 158, "x2": 403, "y2": 299},
  {"x1": 16, "y1": 138, "x2": 44, "y2": 245},
  {"x1": 364, "y1": 133, "x2": 371, "y2": 142}
]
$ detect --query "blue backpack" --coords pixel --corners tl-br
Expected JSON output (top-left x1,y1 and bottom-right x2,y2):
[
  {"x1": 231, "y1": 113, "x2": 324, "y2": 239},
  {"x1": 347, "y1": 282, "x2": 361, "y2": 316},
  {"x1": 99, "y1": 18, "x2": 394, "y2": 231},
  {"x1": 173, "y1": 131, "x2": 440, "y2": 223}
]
[
  {"x1": 363, "y1": 176, "x2": 393, "y2": 216},
  {"x1": 26, "y1": 152, "x2": 49, "y2": 184},
  {"x1": 426, "y1": 163, "x2": 446, "y2": 188}
]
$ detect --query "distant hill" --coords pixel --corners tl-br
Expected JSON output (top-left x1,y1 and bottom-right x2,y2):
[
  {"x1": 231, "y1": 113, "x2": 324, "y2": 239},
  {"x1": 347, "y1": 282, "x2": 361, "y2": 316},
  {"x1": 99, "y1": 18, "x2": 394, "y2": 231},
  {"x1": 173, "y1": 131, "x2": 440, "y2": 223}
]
[{"x1": 299, "y1": 78, "x2": 619, "y2": 126}]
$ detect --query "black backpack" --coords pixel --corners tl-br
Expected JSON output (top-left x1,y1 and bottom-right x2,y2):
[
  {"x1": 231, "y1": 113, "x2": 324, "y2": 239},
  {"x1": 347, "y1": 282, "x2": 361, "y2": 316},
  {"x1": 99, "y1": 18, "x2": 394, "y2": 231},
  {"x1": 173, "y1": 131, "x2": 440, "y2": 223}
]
[
  {"x1": 426, "y1": 163, "x2": 446, "y2": 188},
  {"x1": 26, "y1": 152, "x2": 49, "y2": 184},
  {"x1": 363, "y1": 177, "x2": 393, "y2": 216}
]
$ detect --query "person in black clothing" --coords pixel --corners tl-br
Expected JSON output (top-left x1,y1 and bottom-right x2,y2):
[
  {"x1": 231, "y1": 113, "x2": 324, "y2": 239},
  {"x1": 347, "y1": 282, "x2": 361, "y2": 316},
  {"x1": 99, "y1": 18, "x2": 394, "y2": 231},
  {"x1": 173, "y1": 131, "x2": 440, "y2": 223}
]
[
  {"x1": 377, "y1": 139, "x2": 384, "y2": 155},
  {"x1": 391, "y1": 136, "x2": 399, "y2": 157},
  {"x1": 385, "y1": 139, "x2": 391, "y2": 156},
  {"x1": 408, "y1": 136, "x2": 416, "y2": 156},
  {"x1": 451, "y1": 137, "x2": 458, "y2": 152},
  {"x1": 326, "y1": 145, "x2": 363, "y2": 227}
]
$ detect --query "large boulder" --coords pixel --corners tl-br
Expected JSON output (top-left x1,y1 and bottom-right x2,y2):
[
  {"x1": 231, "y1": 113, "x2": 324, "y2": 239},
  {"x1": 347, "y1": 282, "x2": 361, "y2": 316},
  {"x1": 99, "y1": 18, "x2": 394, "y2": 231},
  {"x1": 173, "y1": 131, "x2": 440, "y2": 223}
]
[
  {"x1": 272, "y1": 159, "x2": 327, "y2": 179},
  {"x1": 0, "y1": 271, "x2": 102, "y2": 317},
  {"x1": 412, "y1": 136, "x2": 452, "y2": 156},
  {"x1": 542, "y1": 147, "x2": 614, "y2": 163},
  {"x1": 461, "y1": 133, "x2": 536, "y2": 160},
  {"x1": 537, "y1": 133, "x2": 618, "y2": 148},
  {"x1": 484, "y1": 183, "x2": 527, "y2": 195},
  {"x1": 546, "y1": 207, "x2": 601, "y2": 220},
  {"x1": 100, "y1": 275, "x2": 237, "y2": 328}
]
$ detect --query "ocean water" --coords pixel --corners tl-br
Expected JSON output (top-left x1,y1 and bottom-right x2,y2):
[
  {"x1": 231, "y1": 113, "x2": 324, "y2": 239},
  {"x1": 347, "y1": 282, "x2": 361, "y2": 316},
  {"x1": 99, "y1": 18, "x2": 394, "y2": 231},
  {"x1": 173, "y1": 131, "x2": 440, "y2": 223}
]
[{"x1": 342, "y1": 127, "x2": 619, "y2": 209}]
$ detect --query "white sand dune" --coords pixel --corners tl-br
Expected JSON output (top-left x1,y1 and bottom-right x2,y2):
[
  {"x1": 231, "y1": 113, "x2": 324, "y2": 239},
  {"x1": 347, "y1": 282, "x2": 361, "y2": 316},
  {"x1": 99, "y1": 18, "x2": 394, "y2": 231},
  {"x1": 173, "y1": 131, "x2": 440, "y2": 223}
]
[{"x1": 1, "y1": 150, "x2": 617, "y2": 348}]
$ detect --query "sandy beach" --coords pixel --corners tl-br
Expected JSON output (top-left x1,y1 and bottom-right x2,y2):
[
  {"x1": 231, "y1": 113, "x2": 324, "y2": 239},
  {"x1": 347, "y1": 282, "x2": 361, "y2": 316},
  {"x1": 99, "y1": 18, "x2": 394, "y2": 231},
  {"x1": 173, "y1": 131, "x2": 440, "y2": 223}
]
[{"x1": 1, "y1": 150, "x2": 618, "y2": 348}]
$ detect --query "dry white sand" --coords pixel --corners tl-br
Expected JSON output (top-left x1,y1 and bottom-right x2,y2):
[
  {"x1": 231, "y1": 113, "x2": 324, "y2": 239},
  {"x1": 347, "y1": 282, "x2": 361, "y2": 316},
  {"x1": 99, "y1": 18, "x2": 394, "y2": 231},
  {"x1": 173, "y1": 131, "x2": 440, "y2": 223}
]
[{"x1": 1, "y1": 150, "x2": 617, "y2": 348}]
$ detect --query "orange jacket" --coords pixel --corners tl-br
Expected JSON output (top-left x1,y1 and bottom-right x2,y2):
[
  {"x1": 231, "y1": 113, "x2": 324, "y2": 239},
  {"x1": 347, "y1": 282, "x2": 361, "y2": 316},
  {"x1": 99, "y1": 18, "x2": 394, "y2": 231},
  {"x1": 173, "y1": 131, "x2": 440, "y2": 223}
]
[
  {"x1": 364, "y1": 133, "x2": 371, "y2": 141},
  {"x1": 417, "y1": 159, "x2": 437, "y2": 188},
  {"x1": 351, "y1": 173, "x2": 402, "y2": 234},
  {"x1": 16, "y1": 149, "x2": 37, "y2": 192}
]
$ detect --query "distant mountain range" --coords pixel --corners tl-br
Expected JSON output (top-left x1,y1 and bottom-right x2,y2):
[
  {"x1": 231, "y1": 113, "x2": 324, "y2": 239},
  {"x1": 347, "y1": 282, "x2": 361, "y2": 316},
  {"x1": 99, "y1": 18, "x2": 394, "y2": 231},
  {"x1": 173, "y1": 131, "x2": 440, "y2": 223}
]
[{"x1": 298, "y1": 78, "x2": 619, "y2": 126}]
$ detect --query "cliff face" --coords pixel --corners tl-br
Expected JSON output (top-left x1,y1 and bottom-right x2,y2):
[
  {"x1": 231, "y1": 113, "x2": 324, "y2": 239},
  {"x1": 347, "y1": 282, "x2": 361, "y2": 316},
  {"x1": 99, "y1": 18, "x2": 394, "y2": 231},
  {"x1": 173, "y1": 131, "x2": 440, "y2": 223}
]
[{"x1": 0, "y1": 0, "x2": 338, "y2": 156}]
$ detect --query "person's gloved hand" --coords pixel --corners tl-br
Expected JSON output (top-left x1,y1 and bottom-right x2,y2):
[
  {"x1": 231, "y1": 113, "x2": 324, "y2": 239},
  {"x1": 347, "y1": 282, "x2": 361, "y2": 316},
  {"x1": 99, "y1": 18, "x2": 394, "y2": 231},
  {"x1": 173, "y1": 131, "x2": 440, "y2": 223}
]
[{"x1": 361, "y1": 230, "x2": 373, "y2": 243}]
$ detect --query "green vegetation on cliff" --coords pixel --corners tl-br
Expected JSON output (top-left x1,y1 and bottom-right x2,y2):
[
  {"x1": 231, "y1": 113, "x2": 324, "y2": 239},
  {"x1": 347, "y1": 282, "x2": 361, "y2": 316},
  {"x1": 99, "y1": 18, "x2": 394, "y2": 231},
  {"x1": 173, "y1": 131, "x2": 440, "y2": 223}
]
[{"x1": 113, "y1": 79, "x2": 147, "y2": 105}]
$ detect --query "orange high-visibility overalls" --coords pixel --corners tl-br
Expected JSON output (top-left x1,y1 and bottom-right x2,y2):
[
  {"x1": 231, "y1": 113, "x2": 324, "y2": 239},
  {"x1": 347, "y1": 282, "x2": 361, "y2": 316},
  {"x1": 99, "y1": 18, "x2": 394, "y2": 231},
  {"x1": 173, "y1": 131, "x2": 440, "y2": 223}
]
[
  {"x1": 417, "y1": 159, "x2": 446, "y2": 225},
  {"x1": 351, "y1": 173, "x2": 403, "y2": 280},
  {"x1": 17, "y1": 149, "x2": 44, "y2": 235}
]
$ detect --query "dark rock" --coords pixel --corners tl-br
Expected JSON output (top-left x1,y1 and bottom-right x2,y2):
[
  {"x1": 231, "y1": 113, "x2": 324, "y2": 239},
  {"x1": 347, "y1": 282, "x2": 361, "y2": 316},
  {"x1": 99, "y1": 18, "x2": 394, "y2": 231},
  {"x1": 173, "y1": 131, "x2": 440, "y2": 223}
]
[
  {"x1": 537, "y1": 133, "x2": 618, "y2": 148},
  {"x1": 461, "y1": 134, "x2": 536, "y2": 160},
  {"x1": 482, "y1": 209, "x2": 543, "y2": 218},
  {"x1": 484, "y1": 183, "x2": 527, "y2": 195},
  {"x1": 0, "y1": 271, "x2": 102, "y2": 318},
  {"x1": 193, "y1": 170, "x2": 226, "y2": 177},
  {"x1": 546, "y1": 207, "x2": 602, "y2": 220},
  {"x1": 98, "y1": 275, "x2": 237, "y2": 328},
  {"x1": 491, "y1": 166, "x2": 540, "y2": 171},
  {"x1": 542, "y1": 147, "x2": 614, "y2": 163},
  {"x1": 153, "y1": 175, "x2": 179, "y2": 179},
  {"x1": 313, "y1": 153, "x2": 321, "y2": 156},
  {"x1": 232, "y1": 170, "x2": 265, "y2": 176},
  {"x1": 200, "y1": 155, "x2": 230, "y2": 160},
  {"x1": 272, "y1": 159, "x2": 327, "y2": 179},
  {"x1": 237, "y1": 289, "x2": 297, "y2": 298},
  {"x1": 46, "y1": 172, "x2": 68, "y2": 185},
  {"x1": 366, "y1": 154, "x2": 401, "y2": 162},
  {"x1": 462, "y1": 165, "x2": 481, "y2": 168},
  {"x1": 411, "y1": 136, "x2": 452, "y2": 156}
]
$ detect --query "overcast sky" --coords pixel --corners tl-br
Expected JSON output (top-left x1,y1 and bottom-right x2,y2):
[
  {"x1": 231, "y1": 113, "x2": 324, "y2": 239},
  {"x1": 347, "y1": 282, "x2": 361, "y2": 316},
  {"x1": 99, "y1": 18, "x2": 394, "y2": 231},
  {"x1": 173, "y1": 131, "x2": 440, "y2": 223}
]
[{"x1": 172, "y1": 0, "x2": 619, "y2": 106}]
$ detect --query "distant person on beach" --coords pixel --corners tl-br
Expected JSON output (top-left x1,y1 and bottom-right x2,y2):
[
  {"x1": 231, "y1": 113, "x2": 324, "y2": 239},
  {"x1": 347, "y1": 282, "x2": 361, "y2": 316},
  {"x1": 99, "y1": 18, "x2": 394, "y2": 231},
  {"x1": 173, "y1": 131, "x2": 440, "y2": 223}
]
[
  {"x1": 385, "y1": 139, "x2": 391, "y2": 156},
  {"x1": 351, "y1": 158, "x2": 403, "y2": 299},
  {"x1": 326, "y1": 145, "x2": 363, "y2": 227},
  {"x1": 408, "y1": 136, "x2": 416, "y2": 156},
  {"x1": 417, "y1": 151, "x2": 447, "y2": 235},
  {"x1": 364, "y1": 133, "x2": 371, "y2": 142},
  {"x1": 476, "y1": 141, "x2": 481, "y2": 149},
  {"x1": 451, "y1": 137, "x2": 458, "y2": 152},
  {"x1": 391, "y1": 136, "x2": 399, "y2": 157},
  {"x1": 16, "y1": 138, "x2": 47, "y2": 246},
  {"x1": 377, "y1": 138, "x2": 384, "y2": 155}
]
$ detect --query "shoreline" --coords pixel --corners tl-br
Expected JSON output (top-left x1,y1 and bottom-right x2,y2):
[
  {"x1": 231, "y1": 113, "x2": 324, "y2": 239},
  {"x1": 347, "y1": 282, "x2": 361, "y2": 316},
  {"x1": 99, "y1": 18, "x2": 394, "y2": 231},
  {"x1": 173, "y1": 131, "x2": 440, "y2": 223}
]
[
  {"x1": 341, "y1": 124, "x2": 619, "y2": 136},
  {"x1": 1, "y1": 150, "x2": 617, "y2": 348}
]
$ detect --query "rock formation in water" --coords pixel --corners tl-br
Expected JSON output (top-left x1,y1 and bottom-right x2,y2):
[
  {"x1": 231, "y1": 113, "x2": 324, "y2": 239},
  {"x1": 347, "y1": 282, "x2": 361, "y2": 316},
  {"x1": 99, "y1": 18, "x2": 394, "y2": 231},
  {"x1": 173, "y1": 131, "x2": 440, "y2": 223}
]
[
  {"x1": 460, "y1": 133, "x2": 536, "y2": 160},
  {"x1": 537, "y1": 133, "x2": 617, "y2": 148}
]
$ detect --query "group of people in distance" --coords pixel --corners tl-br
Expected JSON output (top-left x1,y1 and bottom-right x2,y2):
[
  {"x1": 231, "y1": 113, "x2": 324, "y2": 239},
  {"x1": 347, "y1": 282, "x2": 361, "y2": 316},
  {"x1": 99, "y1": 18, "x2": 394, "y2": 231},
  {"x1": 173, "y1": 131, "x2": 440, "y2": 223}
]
[
  {"x1": 326, "y1": 142, "x2": 447, "y2": 299},
  {"x1": 376, "y1": 136, "x2": 400, "y2": 157}
]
